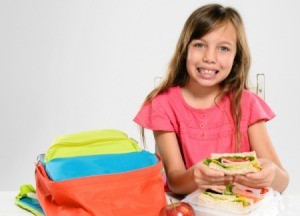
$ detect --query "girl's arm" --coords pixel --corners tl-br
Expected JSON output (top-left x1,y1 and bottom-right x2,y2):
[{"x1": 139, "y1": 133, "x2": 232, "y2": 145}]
[
  {"x1": 237, "y1": 120, "x2": 289, "y2": 192},
  {"x1": 154, "y1": 130, "x2": 235, "y2": 195},
  {"x1": 154, "y1": 130, "x2": 196, "y2": 194}
]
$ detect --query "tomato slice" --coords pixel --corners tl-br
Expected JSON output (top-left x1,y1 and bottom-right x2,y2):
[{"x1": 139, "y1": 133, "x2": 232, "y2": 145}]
[{"x1": 260, "y1": 188, "x2": 269, "y2": 194}]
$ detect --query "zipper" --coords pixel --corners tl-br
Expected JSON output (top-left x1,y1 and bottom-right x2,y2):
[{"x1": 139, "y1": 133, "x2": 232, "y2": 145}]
[
  {"x1": 49, "y1": 137, "x2": 132, "y2": 147},
  {"x1": 45, "y1": 137, "x2": 141, "y2": 162}
]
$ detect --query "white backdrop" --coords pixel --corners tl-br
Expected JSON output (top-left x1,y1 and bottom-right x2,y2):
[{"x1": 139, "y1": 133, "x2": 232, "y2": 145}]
[{"x1": 1, "y1": 0, "x2": 299, "y2": 194}]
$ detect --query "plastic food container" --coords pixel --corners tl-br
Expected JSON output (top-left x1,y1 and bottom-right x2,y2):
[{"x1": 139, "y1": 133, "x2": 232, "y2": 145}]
[{"x1": 182, "y1": 184, "x2": 282, "y2": 215}]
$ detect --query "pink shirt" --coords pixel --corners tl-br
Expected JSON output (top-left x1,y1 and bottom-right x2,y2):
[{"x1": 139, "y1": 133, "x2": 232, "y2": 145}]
[{"x1": 134, "y1": 86, "x2": 275, "y2": 169}]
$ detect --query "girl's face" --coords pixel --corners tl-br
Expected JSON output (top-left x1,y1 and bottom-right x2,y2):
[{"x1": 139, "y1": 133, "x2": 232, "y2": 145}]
[{"x1": 186, "y1": 22, "x2": 237, "y2": 90}]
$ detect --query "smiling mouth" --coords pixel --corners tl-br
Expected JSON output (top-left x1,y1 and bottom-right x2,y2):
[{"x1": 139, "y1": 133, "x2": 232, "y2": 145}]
[{"x1": 197, "y1": 68, "x2": 218, "y2": 75}]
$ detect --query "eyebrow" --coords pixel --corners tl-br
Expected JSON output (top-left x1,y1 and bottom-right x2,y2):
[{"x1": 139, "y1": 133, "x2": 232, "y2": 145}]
[
  {"x1": 192, "y1": 39, "x2": 235, "y2": 47},
  {"x1": 219, "y1": 41, "x2": 235, "y2": 46}
]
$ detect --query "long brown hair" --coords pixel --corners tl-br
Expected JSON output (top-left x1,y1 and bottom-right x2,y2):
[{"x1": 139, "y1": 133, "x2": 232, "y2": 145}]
[{"x1": 141, "y1": 4, "x2": 251, "y2": 152}]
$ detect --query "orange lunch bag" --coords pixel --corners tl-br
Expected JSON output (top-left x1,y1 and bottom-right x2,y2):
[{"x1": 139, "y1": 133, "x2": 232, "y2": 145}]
[{"x1": 35, "y1": 129, "x2": 167, "y2": 216}]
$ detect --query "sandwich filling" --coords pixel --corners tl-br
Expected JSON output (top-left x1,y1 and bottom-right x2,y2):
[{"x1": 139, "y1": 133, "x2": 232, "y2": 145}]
[
  {"x1": 203, "y1": 153, "x2": 260, "y2": 170},
  {"x1": 200, "y1": 185, "x2": 254, "y2": 207}
]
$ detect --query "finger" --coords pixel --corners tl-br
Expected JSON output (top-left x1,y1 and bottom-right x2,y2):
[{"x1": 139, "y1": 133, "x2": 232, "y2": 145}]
[
  {"x1": 233, "y1": 175, "x2": 240, "y2": 183},
  {"x1": 194, "y1": 167, "x2": 201, "y2": 178},
  {"x1": 241, "y1": 181, "x2": 269, "y2": 189},
  {"x1": 198, "y1": 184, "x2": 226, "y2": 191},
  {"x1": 210, "y1": 185, "x2": 227, "y2": 191},
  {"x1": 237, "y1": 173, "x2": 262, "y2": 182},
  {"x1": 233, "y1": 175, "x2": 249, "y2": 185},
  {"x1": 209, "y1": 176, "x2": 235, "y2": 186},
  {"x1": 223, "y1": 175, "x2": 235, "y2": 185},
  {"x1": 202, "y1": 175, "x2": 233, "y2": 184},
  {"x1": 200, "y1": 165, "x2": 224, "y2": 177},
  {"x1": 195, "y1": 176, "x2": 233, "y2": 187},
  {"x1": 235, "y1": 175, "x2": 269, "y2": 188},
  {"x1": 233, "y1": 176, "x2": 257, "y2": 188},
  {"x1": 246, "y1": 171, "x2": 266, "y2": 179}
]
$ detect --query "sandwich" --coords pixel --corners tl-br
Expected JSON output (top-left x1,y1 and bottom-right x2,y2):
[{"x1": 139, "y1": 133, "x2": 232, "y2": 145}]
[
  {"x1": 232, "y1": 184, "x2": 270, "y2": 203},
  {"x1": 198, "y1": 184, "x2": 254, "y2": 211},
  {"x1": 203, "y1": 151, "x2": 261, "y2": 175}
]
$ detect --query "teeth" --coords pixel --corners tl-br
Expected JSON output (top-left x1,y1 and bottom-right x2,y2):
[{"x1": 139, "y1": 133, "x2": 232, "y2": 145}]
[{"x1": 200, "y1": 69, "x2": 215, "y2": 74}]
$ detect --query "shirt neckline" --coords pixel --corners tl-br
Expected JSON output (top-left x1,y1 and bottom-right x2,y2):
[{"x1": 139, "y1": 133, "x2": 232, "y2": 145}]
[{"x1": 175, "y1": 86, "x2": 225, "y2": 113}]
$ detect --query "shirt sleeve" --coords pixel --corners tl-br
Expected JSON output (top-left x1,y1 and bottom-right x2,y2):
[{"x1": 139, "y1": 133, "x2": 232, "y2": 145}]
[
  {"x1": 249, "y1": 93, "x2": 276, "y2": 125},
  {"x1": 133, "y1": 97, "x2": 175, "y2": 131}
]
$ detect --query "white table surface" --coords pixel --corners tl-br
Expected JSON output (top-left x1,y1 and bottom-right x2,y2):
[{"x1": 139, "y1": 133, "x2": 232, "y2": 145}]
[
  {"x1": 0, "y1": 191, "x2": 33, "y2": 216},
  {"x1": 1, "y1": 191, "x2": 300, "y2": 215}
]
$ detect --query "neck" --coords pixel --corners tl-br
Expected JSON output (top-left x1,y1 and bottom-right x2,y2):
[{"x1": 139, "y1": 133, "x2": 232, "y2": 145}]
[{"x1": 181, "y1": 82, "x2": 222, "y2": 109}]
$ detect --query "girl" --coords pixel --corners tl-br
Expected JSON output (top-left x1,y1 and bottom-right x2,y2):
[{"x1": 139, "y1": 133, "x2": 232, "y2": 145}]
[{"x1": 134, "y1": 4, "x2": 289, "y2": 195}]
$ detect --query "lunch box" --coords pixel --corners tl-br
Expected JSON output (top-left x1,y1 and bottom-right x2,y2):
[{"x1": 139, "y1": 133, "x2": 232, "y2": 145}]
[{"x1": 182, "y1": 184, "x2": 282, "y2": 215}]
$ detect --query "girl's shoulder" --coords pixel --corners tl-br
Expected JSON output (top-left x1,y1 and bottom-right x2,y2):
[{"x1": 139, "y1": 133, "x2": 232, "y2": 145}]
[
  {"x1": 242, "y1": 88, "x2": 256, "y2": 97},
  {"x1": 153, "y1": 86, "x2": 180, "y2": 101},
  {"x1": 240, "y1": 89, "x2": 275, "y2": 120},
  {"x1": 241, "y1": 89, "x2": 265, "y2": 103},
  {"x1": 149, "y1": 86, "x2": 187, "y2": 112}
]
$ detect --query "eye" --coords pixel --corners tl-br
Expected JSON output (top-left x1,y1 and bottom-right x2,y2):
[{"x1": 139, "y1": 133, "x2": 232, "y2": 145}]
[
  {"x1": 193, "y1": 42, "x2": 205, "y2": 48},
  {"x1": 219, "y1": 46, "x2": 230, "y2": 52}
]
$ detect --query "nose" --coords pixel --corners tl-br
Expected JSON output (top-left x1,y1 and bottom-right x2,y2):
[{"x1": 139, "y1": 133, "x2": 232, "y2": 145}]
[{"x1": 202, "y1": 48, "x2": 216, "y2": 64}]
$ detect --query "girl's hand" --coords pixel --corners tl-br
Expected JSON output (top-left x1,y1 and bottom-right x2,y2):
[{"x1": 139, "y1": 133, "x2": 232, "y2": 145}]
[
  {"x1": 234, "y1": 158, "x2": 276, "y2": 189},
  {"x1": 193, "y1": 161, "x2": 234, "y2": 191}
]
